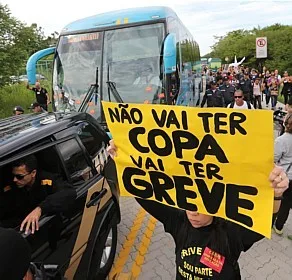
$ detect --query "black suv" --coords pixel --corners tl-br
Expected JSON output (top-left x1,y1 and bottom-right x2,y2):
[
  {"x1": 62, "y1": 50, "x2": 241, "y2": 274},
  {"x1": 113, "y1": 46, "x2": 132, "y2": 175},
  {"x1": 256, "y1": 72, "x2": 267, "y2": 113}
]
[{"x1": 0, "y1": 112, "x2": 120, "y2": 279}]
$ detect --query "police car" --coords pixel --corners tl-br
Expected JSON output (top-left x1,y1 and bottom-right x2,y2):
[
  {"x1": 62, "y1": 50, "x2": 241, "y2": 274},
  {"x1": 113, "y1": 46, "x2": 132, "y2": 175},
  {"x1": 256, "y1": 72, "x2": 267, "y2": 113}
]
[{"x1": 0, "y1": 112, "x2": 120, "y2": 279}]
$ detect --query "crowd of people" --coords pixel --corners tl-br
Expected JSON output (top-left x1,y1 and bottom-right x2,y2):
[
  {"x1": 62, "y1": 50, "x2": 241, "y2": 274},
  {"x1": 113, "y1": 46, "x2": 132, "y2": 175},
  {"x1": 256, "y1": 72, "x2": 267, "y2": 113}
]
[
  {"x1": 202, "y1": 65, "x2": 292, "y2": 110},
  {"x1": 12, "y1": 82, "x2": 50, "y2": 116}
]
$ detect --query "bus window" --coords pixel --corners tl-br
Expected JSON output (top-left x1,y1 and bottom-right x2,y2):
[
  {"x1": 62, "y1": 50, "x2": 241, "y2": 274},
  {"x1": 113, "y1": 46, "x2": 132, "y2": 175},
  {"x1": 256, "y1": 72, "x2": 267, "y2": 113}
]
[
  {"x1": 53, "y1": 32, "x2": 102, "y2": 115},
  {"x1": 102, "y1": 23, "x2": 165, "y2": 105}
]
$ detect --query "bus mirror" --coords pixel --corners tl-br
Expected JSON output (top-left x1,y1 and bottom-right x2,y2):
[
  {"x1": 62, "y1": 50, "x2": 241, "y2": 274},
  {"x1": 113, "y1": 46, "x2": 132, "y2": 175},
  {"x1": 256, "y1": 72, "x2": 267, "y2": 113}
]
[
  {"x1": 26, "y1": 47, "x2": 55, "y2": 85},
  {"x1": 163, "y1": 33, "x2": 176, "y2": 74}
]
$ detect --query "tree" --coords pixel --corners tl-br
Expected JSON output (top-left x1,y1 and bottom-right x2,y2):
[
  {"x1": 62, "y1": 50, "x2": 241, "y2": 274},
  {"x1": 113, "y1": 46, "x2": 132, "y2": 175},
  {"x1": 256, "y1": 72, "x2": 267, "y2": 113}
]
[
  {"x1": 0, "y1": 4, "x2": 53, "y2": 86},
  {"x1": 209, "y1": 24, "x2": 292, "y2": 74}
]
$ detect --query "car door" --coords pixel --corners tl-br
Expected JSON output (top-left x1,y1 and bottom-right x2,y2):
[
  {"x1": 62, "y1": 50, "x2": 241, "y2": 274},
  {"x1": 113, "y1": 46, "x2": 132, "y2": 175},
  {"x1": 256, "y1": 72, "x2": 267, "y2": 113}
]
[{"x1": 57, "y1": 124, "x2": 117, "y2": 279}]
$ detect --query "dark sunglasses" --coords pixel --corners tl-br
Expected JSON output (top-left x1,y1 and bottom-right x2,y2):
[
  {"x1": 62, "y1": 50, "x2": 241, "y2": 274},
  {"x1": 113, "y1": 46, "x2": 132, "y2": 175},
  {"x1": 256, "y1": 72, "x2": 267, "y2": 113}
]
[
  {"x1": 234, "y1": 96, "x2": 243, "y2": 99},
  {"x1": 13, "y1": 173, "x2": 31, "y2": 180}
]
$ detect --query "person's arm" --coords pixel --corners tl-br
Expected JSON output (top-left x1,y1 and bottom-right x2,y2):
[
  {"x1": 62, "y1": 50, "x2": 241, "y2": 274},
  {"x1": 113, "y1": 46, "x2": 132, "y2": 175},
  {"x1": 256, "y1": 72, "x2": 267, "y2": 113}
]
[
  {"x1": 269, "y1": 165, "x2": 289, "y2": 214},
  {"x1": 46, "y1": 93, "x2": 51, "y2": 104},
  {"x1": 238, "y1": 165, "x2": 289, "y2": 250},
  {"x1": 136, "y1": 198, "x2": 180, "y2": 233},
  {"x1": 39, "y1": 176, "x2": 76, "y2": 215},
  {"x1": 201, "y1": 91, "x2": 207, "y2": 107},
  {"x1": 249, "y1": 80, "x2": 253, "y2": 93},
  {"x1": 274, "y1": 137, "x2": 285, "y2": 163},
  {"x1": 20, "y1": 175, "x2": 76, "y2": 234},
  {"x1": 44, "y1": 88, "x2": 51, "y2": 104},
  {"x1": 218, "y1": 90, "x2": 224, "y2": 107},
  {"x1": 26, "y1": 83, "x2": 33, "y2": 91}
]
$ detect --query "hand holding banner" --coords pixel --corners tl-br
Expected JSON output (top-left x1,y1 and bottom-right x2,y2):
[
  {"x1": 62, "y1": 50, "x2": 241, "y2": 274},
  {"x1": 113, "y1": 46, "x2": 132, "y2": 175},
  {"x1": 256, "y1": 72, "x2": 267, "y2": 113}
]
[{"x1": 102, "y1": 101, "x2": 274, "y2": 237}]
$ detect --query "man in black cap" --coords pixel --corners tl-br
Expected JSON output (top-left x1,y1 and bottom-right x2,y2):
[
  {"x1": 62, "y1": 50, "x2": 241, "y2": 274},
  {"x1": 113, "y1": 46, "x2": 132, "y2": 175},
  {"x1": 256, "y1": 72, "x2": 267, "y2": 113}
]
[
  {"x1": 201, "y1": 81, "x2": 224, "y2": 108},
  {"x1": 13, "y1": 105, "x2": 24, "y2": 115},
  {"x1": 0, "y1": 155, "x2": 76, "y2": 234},
  {"x1": 29, "y1": 102, "x2": 47, "y2": 113},
  {"x1": 219, "y1": 76, "x2": 235, "y2": 107},
  {"x1": 0, "y1": 227, "x2": 31, "y2": 279}
]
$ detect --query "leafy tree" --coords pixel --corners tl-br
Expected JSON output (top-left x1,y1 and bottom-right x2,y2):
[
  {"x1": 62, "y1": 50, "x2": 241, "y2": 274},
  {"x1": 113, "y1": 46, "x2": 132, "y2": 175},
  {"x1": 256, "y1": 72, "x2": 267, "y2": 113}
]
[
  {"x1": 208, "y1": 24, "x2": 292, "y2": 74},
  {"x1": 0, "y1": 4, "x2": 55, "y2": 86}
]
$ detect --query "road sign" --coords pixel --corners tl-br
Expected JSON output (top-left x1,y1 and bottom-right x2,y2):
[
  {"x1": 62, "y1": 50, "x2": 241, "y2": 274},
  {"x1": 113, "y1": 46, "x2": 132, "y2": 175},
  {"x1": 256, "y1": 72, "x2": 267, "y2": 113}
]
[{"x1": 256, "y1": 37, "x2": 267, "y2": 58}]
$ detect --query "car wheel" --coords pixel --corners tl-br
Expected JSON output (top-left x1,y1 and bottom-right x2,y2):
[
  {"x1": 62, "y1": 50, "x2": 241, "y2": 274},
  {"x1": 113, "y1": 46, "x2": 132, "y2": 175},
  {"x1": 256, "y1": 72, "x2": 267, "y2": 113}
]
[{"x1": 89, "y1": 223, "x2": 118, "y2": 280}]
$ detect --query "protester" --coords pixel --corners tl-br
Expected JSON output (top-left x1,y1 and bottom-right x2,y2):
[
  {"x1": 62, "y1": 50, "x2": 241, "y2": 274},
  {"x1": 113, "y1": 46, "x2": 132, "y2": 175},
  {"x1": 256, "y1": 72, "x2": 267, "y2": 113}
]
[
  {"x1": 281, "y1": 71, "x2": 292, "y2": 105},
  {"x1": 263, "y1": 70, "x2": 271, "y2": 107},
  {"x1": 273, "y1": 113, "x2": 292, "y2": 235},
  {"x1": 107, "y1": 140, "x2": 289, "y2": 280},
  {"x1": 227, "y1": 89, "x2": 254, "y2": 109},
  {"x1": 238, "y1": 72, "x2": 253, "y2": 102},
  {"x1": 268, "y1": 72, "x2": 279, "y2": 110},
  {"x1": 252, "y1": 78, "x2": 262, "y2": 109}
]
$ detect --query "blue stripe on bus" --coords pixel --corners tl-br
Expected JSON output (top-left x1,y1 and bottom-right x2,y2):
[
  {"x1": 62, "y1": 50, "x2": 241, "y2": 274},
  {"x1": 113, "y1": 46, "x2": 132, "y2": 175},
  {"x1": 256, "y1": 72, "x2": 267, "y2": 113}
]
[{"x1": 62, "y1": 6, "x2": 176, "y2": 33}]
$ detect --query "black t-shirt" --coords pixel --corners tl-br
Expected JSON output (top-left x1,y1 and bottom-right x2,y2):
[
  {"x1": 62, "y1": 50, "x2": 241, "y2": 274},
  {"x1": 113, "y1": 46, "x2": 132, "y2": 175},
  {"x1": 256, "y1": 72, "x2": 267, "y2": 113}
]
[
  {"x1": 137, "y1": 199, "x2": 265, "y2": 280},
  {"x1": 32, "y1": 87, "x2": 48, "y2": 104}
]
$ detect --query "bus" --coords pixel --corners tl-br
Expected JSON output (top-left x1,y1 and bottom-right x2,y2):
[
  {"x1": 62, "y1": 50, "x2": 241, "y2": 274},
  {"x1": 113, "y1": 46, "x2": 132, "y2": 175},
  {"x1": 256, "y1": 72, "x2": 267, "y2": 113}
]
[{"x1": 27, "y1": 6, "x2": 201, "y2": 125}]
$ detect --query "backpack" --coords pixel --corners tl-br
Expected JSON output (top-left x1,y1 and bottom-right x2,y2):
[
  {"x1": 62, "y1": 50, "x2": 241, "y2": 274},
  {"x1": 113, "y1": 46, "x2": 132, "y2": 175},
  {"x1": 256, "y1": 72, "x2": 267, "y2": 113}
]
[{"x1": 229, "y1": 101, "x2": 252, "y2": 109}]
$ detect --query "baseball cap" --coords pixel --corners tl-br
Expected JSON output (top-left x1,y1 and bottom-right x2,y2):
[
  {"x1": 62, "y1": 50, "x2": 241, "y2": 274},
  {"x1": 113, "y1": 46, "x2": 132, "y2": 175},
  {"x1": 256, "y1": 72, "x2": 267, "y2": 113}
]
[
  {"x1": 223, "y1": 76, "x2": 229, "y2": 81},
  {"x1": 13, "y1": 105, "x2": 24, "y2": 113},
  {"x1": 28, "y1": 102, "x2": 40, "y2": 109}
]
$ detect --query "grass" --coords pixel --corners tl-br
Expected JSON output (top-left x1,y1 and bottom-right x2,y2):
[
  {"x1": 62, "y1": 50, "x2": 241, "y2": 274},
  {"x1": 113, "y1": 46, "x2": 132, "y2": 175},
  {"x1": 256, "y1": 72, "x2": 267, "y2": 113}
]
[{"x1": 0, "y1": 81, "x2": 53, "y2": 119}]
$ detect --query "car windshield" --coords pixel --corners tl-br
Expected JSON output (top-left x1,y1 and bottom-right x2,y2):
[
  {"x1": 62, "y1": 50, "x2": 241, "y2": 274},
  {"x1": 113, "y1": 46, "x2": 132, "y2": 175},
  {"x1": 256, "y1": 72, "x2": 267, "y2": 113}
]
[{"x1": 52, "y1": 23, "x2": 165, "y2": 119}]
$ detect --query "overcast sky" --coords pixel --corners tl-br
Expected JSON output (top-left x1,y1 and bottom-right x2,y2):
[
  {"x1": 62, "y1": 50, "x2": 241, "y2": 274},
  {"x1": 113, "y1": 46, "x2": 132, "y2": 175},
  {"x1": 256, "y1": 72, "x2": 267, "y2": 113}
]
[{"x1": 3, "y1": 0, "x2": 292, "y2": 55}]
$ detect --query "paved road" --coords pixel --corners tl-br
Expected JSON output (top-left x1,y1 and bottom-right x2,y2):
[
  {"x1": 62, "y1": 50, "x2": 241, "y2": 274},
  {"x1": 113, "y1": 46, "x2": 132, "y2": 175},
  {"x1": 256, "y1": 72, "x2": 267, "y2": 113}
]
[{"x1": 108, "y1": 100, "x2": 291, "y2": 280}]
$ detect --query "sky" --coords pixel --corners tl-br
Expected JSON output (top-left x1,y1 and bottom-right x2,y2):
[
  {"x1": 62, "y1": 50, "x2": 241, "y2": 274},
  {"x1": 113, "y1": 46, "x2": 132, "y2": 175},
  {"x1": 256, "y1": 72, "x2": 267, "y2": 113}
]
[{"x1": 3, "y1": 0, "x2": 292, "y2": 55}]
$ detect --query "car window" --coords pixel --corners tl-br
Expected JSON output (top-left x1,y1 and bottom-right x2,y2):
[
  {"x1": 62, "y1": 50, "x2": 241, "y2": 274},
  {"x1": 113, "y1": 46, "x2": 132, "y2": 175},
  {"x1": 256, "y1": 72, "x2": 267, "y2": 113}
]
[
  {"x1": 77, "y1": 122, "x2": 103, "y2": 158},
  {"x1": 35, "y1": 146, "x2": 66, "y2": 177},
  {"x1": 58, "y1": 138, "x2": 92, "y2": 184}
]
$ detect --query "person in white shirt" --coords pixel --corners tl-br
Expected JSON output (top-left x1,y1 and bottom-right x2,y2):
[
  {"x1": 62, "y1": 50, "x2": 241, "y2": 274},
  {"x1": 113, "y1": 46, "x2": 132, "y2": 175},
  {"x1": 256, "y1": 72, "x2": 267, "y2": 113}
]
[
  {"x1": 227, "y1": 89, "x2": 254, "y2": 109},
  {"x1": 253, "y1": 78, "x2": 262, "y2": 109}
]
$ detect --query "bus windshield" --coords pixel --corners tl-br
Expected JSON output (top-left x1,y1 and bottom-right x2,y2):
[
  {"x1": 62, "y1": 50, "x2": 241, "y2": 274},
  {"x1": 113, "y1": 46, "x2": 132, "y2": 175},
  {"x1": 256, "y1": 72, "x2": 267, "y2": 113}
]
[
  {"x1": 53, "y1": 32, "x2": 102, "y2": 112},
  {"x1": 102, "y1": 23, "x2": 165, "y2": 105},
  {"x1": 52, "y1": 23, "x2": 165, "y2": 115}
]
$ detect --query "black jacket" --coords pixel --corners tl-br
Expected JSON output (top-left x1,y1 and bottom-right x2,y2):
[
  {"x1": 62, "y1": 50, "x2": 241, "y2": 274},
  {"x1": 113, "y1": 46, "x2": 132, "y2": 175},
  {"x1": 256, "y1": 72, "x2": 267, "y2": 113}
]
[
  {"x1": 201, "y1": 88, "x2": 224, "y2": 108},
  {"x1": 0, "y1": 171, "x2": 76, "y2": 228},
  {"x1": 238, "y1": 78, "x2": 253, "y2": 94},
  {"x1": 219, "y1": 84, "x2": 235, "y2": 107}
]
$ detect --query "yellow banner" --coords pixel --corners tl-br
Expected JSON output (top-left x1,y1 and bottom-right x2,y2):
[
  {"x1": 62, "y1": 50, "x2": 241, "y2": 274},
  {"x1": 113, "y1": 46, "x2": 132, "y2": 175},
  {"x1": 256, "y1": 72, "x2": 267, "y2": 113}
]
[{"x1": 103, "y1": 102, "x2": 274, "y2": 238}]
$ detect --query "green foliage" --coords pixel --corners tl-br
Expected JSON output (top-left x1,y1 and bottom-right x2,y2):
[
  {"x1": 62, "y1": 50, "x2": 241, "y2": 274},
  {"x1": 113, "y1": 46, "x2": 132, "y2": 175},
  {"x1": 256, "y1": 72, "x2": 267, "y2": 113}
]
[
  {"x1": 0, "y1": 84, "x2": 35, "y2": 118},
  {"x1": 0, "y1": 4, "x2": 57, "y2": 86},
  {"x1": 0, "y1": 81, "x2": 53, "y2": 118},
  {"x1": 209, "y1": 24, "x2": 292, "y2": 74}
]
